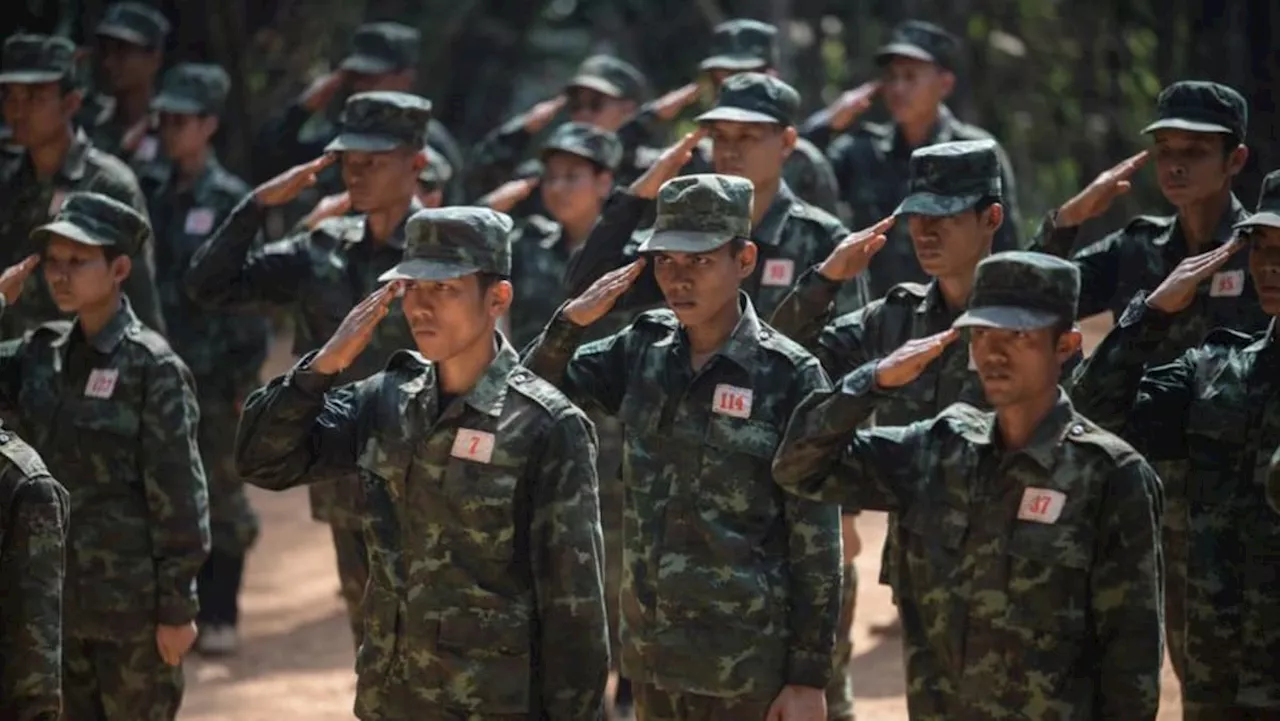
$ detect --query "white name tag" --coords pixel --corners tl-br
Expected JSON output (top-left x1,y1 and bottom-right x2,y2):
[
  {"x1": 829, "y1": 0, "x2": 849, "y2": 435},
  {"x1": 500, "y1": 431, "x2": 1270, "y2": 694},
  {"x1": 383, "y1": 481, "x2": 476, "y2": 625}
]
[
  {"x1": 761, "y1": 258, "x2": 795, "y2": 287},
  {"x1": 1209, "y1": 269, "x2": 1244, "y2": 298},
  {"x1": 84, "y1": 368, "x2": 119, "y2": 399},
  {"x1": 451, "y1": 429, "x2": 495, "y2": 464},
  {"x1": 1017, "y1": 487, "x2": 1066, "y2": 524},
  {"x1": 185, "y1": 208, "x2": 216, "y2": 235},
  {"x1": 712, "y1": 384, "x2": 753, "y2": 419},
  {"x1": 134, "y1": 135, "x2": 158, "y2": 162}
]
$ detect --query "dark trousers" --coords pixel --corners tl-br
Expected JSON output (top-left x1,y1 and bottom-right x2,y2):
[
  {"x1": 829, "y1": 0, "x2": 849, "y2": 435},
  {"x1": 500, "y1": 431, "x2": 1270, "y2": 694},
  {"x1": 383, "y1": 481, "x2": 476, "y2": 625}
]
[{"x1": 197, "y1": 549, "x2": 247, "y2": 626}]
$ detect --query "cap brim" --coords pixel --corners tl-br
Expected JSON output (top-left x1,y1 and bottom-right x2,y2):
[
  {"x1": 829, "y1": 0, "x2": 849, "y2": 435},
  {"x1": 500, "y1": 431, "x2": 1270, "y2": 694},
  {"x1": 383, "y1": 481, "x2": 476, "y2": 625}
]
[
  {"x1": 31, "y1": 220, "x2": 113, "y2": 248},
  {"x1": 1141, "y1": 118, "x2": 1235, "y2": 135},
  {"x1": 339, "y1": 54, "x2": 398, "y2": 75},
  {"x1": 0, "y1": 70, "x2": 64, "y2": 84},
  {"x1": 151, "y1": 94, "x2": 205, "y2": 115},
  {"x1": 637, "y1": 229, "x2": 733, "y2": 254},
  {"x1": 378, "y1": 258, "x2": 480, "y2": 283},
  {"x1": 325, "y1": 132, "x2": 403, "y2": 153},
  {"x1": 875, "y1": 43, "x2": 936, "y2": 65},
  {"x1": 953, "y1": 306, "x2": 1061, "y2": 331},
  {"x1": 698, "y1": 55, "x2": 769, "y2": 72},
  {"x1": 894, "y1": 191, "x2": 983, "y2": 217},
  {"x1": 541, "y1": 144, "x2": 600, "y2": 166},
  {"x1": 1236, "y1": 212, "x2": 1280, "y2": 232},
  {"x1": 695, "y1": 107, "x2": 781, "y2": 125},
  {"x1": 95, "y1": 24, "x2": 152, "y2": 47},
  {"x1": 566, "y1": 75, "x2": 624, "y2": 98}
]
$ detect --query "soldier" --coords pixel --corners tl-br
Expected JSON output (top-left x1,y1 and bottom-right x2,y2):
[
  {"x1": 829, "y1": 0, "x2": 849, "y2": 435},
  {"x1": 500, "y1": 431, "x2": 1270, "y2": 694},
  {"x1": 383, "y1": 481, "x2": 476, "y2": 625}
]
[
  {"x1": 773, "y1": 251, "x2": 1163, "y2": 719},
  {"x1": 78, "y1": 1, "x2": 169, "y2": 165},
  {"x1": 185, "y1": 91, "x2": 432, "y2": 650},
  {"x1": 140, "y1": 62, "x2": 269, "y2": 656},
  {"x1": 524, "y1": 174, "x2": 842, "y2": 721},
  {"x1": 803, "y1": 20, "x2": 1021, "y2": 299},
  {"x1": 1030, "y1": 81, "x2": 1268, "y2": 683},
  {"x1": 416, "y1": 144, "x2": 452, "y2": 209},
  {"x1": 0, "y1": 192, "x2": 209, "y2": 720},
  {"x1": 0, "y1": 33, "x2": 165, "y2": 337},
  {"x1": 1070, "y1": 170, "x2": 1280, "y2": 720},
  {"x1": 235, "y1": 206, "x2": 608, "y2": 720}
]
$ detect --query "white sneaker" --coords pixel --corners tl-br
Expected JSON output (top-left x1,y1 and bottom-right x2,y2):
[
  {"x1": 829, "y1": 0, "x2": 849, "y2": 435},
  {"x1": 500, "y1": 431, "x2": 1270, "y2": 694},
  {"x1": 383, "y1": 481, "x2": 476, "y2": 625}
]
[{"x1": 196, "y1": 624, "x2": 239, "y2": 656}]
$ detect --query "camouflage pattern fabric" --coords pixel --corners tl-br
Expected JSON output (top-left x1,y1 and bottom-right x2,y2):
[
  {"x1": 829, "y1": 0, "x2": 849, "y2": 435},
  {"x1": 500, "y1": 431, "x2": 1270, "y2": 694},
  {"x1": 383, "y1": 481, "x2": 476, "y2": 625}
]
[
  {"x1": 150, "y1": 63, "x2": 231, "y2": 117},
  {"x1": 0, "y1": 33, "x2": 76, "y2": 84},
  {"x1": 679, "y1": 127, "x2": 842, "y2": 216},
  {"x1": 523, "y1": 296, "x2": 843, "y2": 701},
  {"x1": 542, "y1": 121, "x2": 623, "y2": 171},
  {"x1": 508, "y1": 214, "x2": 578, "y2": 351},
  {"x1": 379, "y1": 205, "x2": 513, "y2": 281},
  {"x1": 325, "y1": 92, "x2": 433, "y2": 154},
  {"x1": 61, "y1": 630, "x2": 183, "y2": 721},
  {"x1": 0, "y1": 298, "x2": 210, "y2": 641},
  {"x1": 633, "y1": 684, "x2": 772, "y2": 721},
  {"x1": 641, "y1": 173, "x2": 753, "y2": 251},
  {"x1": 695, "y1": 72, "x2": 799, "y2": 127},
  {"x1": 338, "y1": 22, "x2": 420, "y2": 76},
  {"x1": 1071, "y1": 295, "x2": 1280, "y2": 710},
  {"x1": 0, "y1": 429, "x2": 68, "y2": 721},
  {"x1": 873, "y1": 20, "x2": 959, "y2": 69},
  {"x1": 699, "y1": 18, "x2": 779, "y2": 72},
  {"x1": 330, "y1": 525, "x2": 369, "y2": 650},
  {"x1": 235, "y1": 340, "x2": 609, "y2": 720},
  {"x1": 1140, "y1": 80, "x2": 1248, "y2": 139}
]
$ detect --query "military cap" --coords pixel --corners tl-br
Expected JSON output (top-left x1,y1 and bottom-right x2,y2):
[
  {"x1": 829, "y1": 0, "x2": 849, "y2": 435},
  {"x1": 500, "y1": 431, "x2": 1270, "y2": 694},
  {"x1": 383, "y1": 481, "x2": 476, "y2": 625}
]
[
  {"x1": 379, "y1": 207, "x2": 514, "y2": 282},
  {"x1": 696, "y1": 72, "x2": 799, "y2": 126},
  {"x1": 340, "y1": 22, "x2": 420, "y2": 75},
  {"x1": 95, "y1": 2, "x2": 171, "y2": 49},
  {"x1": 1141, "y1": 81, "x2": 1248, "y2": 140},
  {"x1": 419, "y1": 145, "x2": 453, "y2": 186},
  {"x1": 326, "y1": 91, "x2": 432, "y2": 153},
  {"x1": 0, "y1": 34, "x2": 76, "y2": 85},
  {"x1": 954, "y1": 251, "x2": 1079, "y2": 330},
  {"x1": 1234, "y1": 170, "x2": 1280, "y2": 233},
  {"x1": 540, "y1": 122, "x2": 623, "y2": 172},
  {"x1": 31, "y1": 191, "x2": 151, "y2": 256},
  {"x1": 875, "y1": 20, "x2": 958, "y2": 71},
  {"x1": 638, "y1": 174, "x2": 753, "y2": 253},
  {"x1": 700, "y1": 19, "x2": 779, "y2": 72},
  {"x1": 151, "y1": 63, "x2": 230, "y2": 116},
  {"x1": 566, "y1": 55, "x2": 648, "y2": 102},
  {"x1": 895, "y1": 139, "x2": 1003, "y2": 217}
]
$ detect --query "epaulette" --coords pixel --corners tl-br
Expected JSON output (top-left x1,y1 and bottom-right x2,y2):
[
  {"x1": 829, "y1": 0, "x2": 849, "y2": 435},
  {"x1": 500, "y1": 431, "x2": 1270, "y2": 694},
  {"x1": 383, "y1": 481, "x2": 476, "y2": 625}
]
[
  {"x1": 207, "y1": 166, "x2": 251, "y2": 199},
  {"x1": 507, "y1": 366, "x2": 576, "y2": 419},
  {"x1": 0, "y1": 427, "x2": 51, "y2": 481},
  {"x1": 1203, "y1": 326, "x2": 1256, "y2": 348},
  {"x1": 937, "y1": 401, "x2": 993, "y2": 441},
  {"x1": 1123, "y1": 214, "x2": 1175, "y2": 233},
  {"x1": 885, "y1": 282, "x2": 930, "y2": 303},
  {"x1": 123, "y1": 322, "x2": 179, "y2": 359},
  {"x1": 29, "y1": 320, "x2": 73, "y2": 343},
  {"x1": 632, "y1": 307, "x2": 679, "y2": 330},
  {"x1": 313, "y1": 215, "x2": 365, "y2": 247},
  {"x1": 854, "y1": 121, "x2": 893, "y2": 139},
  {"x1": 383, "y1": 348, "x2": 429, "y2": 376},
  {"x1": 520, "y1": 214, "x2": 560, "y2": 238},
  {"x1": 1061, "y1": 415, "x2": 1142, "y2": 465},
  {"x1": 786, "y1": 200, "x2": 843, "y2": 230},
  {"x1": 757, "y1": 323, "x2": 820, "y2": 368},
  {"x1": 948, "y1": 120, "x2": 996, "y2": 142}
]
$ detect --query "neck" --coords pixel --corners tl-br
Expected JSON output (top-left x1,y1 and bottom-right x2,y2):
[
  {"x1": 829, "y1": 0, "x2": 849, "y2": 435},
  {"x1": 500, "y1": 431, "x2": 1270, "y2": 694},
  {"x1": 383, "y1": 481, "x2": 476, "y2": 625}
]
[
  {"x1": 685, "y1": 295, "x2": 741, "y2": 356},
  {"x1": 936, "y1": 270, "x2": 975, "y2": 312},
  {"x1": 752, "y1": 177, "x2": 781, "y2": 226},
  {"x1": 114, "y1": 85, "x2": 153, "y2": 127},
  {"x1": 77, "y1": 293, "x2": 122, "y2": 339},
  {"x1": 1177, "y1": 188, "x2": 1232, "y2": 253},
  {"x1": 30, "y1": 125, "x2": 74, "y2": 180},
  {"x1": 559, "y1": 211, "x2": 597, "y2": 251},
  {"x1": 174, "y1": 146, "x2": 209, "y2": 187},
  {"x1": 435, "y1": 331, "x2": 498, "y2": 395},
  {"x1": 898, "y1": 108, "x2": 940, "y2": 149},
  {"x1": 366, "y1": 194, "x2": 414, "y2": 245},
  {"x1": 994, "y1": 388, "x2": 1059, "y2": 452}
]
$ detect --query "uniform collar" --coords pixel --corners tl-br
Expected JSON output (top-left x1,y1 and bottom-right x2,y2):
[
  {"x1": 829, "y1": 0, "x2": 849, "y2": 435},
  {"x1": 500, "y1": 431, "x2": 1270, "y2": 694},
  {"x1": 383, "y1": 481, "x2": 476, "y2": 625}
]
[
  {"x1": 50, "y1": 296, "x2": 137, "y2": 356},
  {"x1": 751, "y1": 181, "x2": 797, "y2": 248},
  {"x1": 989, "y1": 389, "x2": 1078, "y2": 471},
  {"x1": 889, "y1": 105, "x2": 959, "y2": 156},
  {"x1": 1154, "y1": 193, "x2": 1248, "y2": 248},
  {"x1": 666, "y1": 292, "x2": 764, "y2": 372},
  {"x1": 398, "y1": 333, "x2": 518, "y2": 419}
]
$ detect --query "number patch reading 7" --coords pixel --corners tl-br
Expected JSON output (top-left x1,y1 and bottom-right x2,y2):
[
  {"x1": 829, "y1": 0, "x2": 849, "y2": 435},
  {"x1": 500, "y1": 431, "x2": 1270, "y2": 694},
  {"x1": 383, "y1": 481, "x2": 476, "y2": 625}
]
[{"x1": 451, "y1": 429, "x2": 495, "y2": 464}]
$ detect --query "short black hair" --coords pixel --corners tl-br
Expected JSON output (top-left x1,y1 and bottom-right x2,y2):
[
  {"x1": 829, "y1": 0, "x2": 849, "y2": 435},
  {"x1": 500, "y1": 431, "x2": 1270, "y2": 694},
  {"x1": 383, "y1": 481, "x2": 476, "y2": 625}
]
[
  {"x1": 476, "y1": 272, "x2": 509, "y2": 294},
  {"x1": 102, "y1": 245, "x2": 129, "y2": 263},
  {"x1": 1050, "y1": 317, "x2": 1074, "y2": 340},
  {"x1": 727, "y1": 237, "x2": 748, "y2": 256},
  {"x1": 973, "y1": 197, "x2": 1001, "y2": 215}
]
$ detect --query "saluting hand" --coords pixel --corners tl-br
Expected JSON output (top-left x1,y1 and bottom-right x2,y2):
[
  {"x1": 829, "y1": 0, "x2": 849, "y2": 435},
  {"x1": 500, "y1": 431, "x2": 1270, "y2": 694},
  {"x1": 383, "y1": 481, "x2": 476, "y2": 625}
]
[
  {"x1": 0, "y1": 254, "x2": 40, "y2": 306},
  {"x1": 628, "y1": 128, "x2": 709, "y2": 200},
  {"x1": 1055, "y1": 151, "x2": 1150, "y2": 228},
  {"x1": 480, "y1": 177, "x2": 540, "y2": 214},
  {"x1": 254, "y1": 154, "x2": 338, "y2": 208},
  {"x1": 650, "y1": 83, "x2": 702, "y2": 122},
  {"x1": 875, "y1": 329, "x2": 961, "y2": 389},
  {"x1": 521, "y1": 95, "x2": 567, "y2": 134},
  {"x1": 311, "y1": 282, "x2": 403, "y2": 375},
  {"x1": 824, "y1": 80, "x2": 881, "y2": 133},
  {"x1": 818, "y1": 216, "x2": 894, "y2": 282},
  {"x1": 1146, "y1": 238, "x2": 1245, "y2": 314},
  {"x1": 562, "y1": 259, "x2": 646, "y2": 327}
]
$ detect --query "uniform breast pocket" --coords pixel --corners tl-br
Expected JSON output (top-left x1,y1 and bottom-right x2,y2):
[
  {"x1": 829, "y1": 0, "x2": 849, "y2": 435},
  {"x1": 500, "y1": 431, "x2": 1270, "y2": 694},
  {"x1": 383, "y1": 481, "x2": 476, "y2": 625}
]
[
  {"x1": 1185, "y1": 402, "x2": 1247, "y2": 504},
  {"x1": 1004, "y1": 523, "x2": 1091, "y2": 635},
  {"x1": 899, "y1": 503, "x2": 968, "y2": 596},
  {"x1": 441, "y1": 458, "x2": 521, "y2": 561},
  {"x1": 72, "y1": 401, "x2": 142, "y2": 483},
  {"x1": 701, "y1": 415, "x2": 781, "y2": 528}
]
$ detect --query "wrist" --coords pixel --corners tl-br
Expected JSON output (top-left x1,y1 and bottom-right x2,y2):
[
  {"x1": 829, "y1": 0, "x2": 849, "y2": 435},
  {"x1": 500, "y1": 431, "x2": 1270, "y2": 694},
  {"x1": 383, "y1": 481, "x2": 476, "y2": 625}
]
[
  {"x1": 1054, "y1": 203, "x2": 1084, "y2": 229},
  {"x1": 308, "y1": 351, "x2": 344, "y2": 376}
]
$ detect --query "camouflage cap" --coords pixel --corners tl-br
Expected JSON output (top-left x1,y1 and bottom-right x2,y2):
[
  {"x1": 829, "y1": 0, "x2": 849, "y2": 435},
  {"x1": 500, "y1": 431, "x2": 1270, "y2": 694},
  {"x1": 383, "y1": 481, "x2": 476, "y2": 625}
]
[
  {"x1": 326, "y1": 91, "x2": 432, "y2": 153},
  {"x1": 566, "y1": 55, "x2": 648, "y2": 102},
  {"x1": 340, "y1": 22, "x2": 420, "y2": 75},
  {"x1": 151, "y1": 63, "x2": 230, "y2": 116},
  {"x1": 876, "y1": 20, "x2": 958, "y2": 71},
  {"x1": 540, "y1": 122, "x2": 623, "y2": 171},
  {"x1": 379, "y1": 207, "x2": 514, "y2": 282},
  {"x1": 418, "y1": 145, "x2": 453, "y2": 186},
  {"x1": 639, "y1": 174, "x2": 753, "y2": 253},
  {"x1": 954, "y1": 251, "x2": 1079, "y2": 330},
  {"x1": 700, "y1": 19, "x2": 779, "y2": 72},
  {"x1": 696, "y1": 72, "x2": 799, "y2": 126},
  {"x1": 1141, "y1": 81, "x2": 1247, "y2": 140},
  {"x1": 895, "y1": 139, "x2": 1002, "y2": 217},
  {"x1": 31, "y1": 191, "x2": 151, "y2": 256},
  {"x1": 0, "y1": 34, "x2": 76, "y2": 85},
  {"x1": 95, "y1": 2, "x2": 171, "y2": 49},
  {"x1": 1234, "y1": 170, "x2": 1280, "y2": 233}
]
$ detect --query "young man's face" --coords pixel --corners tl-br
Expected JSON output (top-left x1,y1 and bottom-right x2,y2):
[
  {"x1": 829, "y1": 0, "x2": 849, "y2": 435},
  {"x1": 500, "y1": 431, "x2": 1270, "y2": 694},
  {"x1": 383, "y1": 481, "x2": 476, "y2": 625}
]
[
  {"x1": 652, "y1": 241, "x2": 756, "y2": 327},
  {"x1": 541, "y1": 152, "x2": 611, "y2": 226},
  {"x1": 349, "y1": 70, "x2": 413, "y2": 95},
  {"x1": 906, "y1": 204, "x2": 1002, "y2": 279},
  {"x1": 1152, "y1": 129, "x2": 1246, "y2": 208},
  {"x1": 708, "y1": 120, "x2": 794, "y2": 190},
  {"x1": 97, "y1": 37, "x2": 161, "y2": 94},
  {"x1": 401, "y1": 274, "x2": 511, "y2": 361},
  {"x1": 970, "y1": 324, "x2": 1080, "y2": 408},
  {"x1": 880, "y1": 56, "x2": 952, "y2": 126},
  {"x1": 2, "y1": 82, "x2": 77, "y2": 148},
  {"x1": 1249, "y1": 228, "x2": 1280, "y2": 316},
  {"x1": 566, "y1": 87, "x2": 635, "y2": 132},
  {"x1": 341, "y1": 148, "x2": 421, "y2": 212},
  {"x1": 158, "y1": 112, "x2": 217, "y2": 161},
  {"x1": 42, "y1": 236, "x2": 130, "y2": 313}
]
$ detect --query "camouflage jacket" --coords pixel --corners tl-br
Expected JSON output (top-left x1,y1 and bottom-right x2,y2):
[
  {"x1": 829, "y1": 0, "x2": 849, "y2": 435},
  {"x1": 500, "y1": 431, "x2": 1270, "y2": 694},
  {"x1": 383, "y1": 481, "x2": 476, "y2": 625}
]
[
  {"x1": 0, "y1": 128, "x2": 165, "y2": 338},
  {"x1": 807, "y1": 106, "x2": 1022, "y2": 300},
  {"x1": 0, "y1": 429, "x2": 67, "y2": 721},
  {"x1": 1071, "y1": 296, "x2": 1280, "y2": 707},
  {"x1": 1029, "y1": 194, "x2": 1269, "y2": 365},
  {"x1": 185, "y1": 196, "x2": 420, "y2": 528},
  {"x1": 508, "y1": 214, "x2": 580, "y2": 351},
  {"x1": 139, "y1": 154, "x2": 269, "y2": 399},
  {"x1": 566, "y1": 184, "x2": 868, "y2": 322},
  {"x1": 77, "y1": 91, "x2": 164, "y2": 171},
  {"x1": 523, "y1": 296, "x2": 843, "y2": 699},
  {"x1": 0, "y1": 298, "x2": 209, "y2": 639},
  {"x1": 673, "y1": 135, "x2": 842, "y2": 217},
  {"x1": 235, "y1": 338, "x2": 608, "y2": 720},
  {"x1": 773, "y1": 374, "x2": 1163, "y2": 720}
]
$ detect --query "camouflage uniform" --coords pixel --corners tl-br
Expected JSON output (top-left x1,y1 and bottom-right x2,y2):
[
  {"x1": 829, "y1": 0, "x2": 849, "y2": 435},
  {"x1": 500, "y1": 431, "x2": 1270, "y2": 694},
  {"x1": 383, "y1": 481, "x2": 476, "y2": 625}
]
[
  {"x1": 77, "y1": 2, "x2": 169, "y2": 167},
  {"x1": 417, "y1": 145, "x2": 452, "y2": 205},
  {"x1": 0, "y1": 34, "x2": 165, "y2": 338},
  {"x1": 237, "y1": 207, "x2": 609, "y2": 721},
  {"x1": 1070, "y1": 173, "x2": 1280, "y2": 719},
  {"x1": 524, "y1": 175, "x2": 843, "y2": 719},
  {"x1": 0, "y1": 424, "x2": 68, "y2": 721},
  {"x1": 142, "y1": 64, "x2": 269, "y2": 637},
  {"x1": 0, "y1": 193, "x2": 210, "y2": 721},
  {"x1": 802, "y1": 21, "x2": 1022, "y2": 300},
  {"x1": 185, "y1": 91, "x2": 432, "y2": 648},
  {"x1": 1030, "y1": 82, "x2": 1270, "y2": 683},
  {"x1": 774, "y1": 252, "x2": 1164, "y2": 720}
]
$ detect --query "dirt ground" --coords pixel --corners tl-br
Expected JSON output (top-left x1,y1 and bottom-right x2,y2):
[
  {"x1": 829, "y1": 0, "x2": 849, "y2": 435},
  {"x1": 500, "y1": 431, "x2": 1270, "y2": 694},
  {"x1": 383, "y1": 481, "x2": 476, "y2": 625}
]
[{"x1": 179, "y1": 315, "x2": 1185, "y2": 720}]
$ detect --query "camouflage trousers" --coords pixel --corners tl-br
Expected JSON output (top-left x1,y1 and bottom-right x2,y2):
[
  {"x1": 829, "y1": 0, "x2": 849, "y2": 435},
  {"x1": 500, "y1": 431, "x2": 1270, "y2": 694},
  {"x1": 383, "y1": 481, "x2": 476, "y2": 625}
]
[
  {"x1": 333, "y1": 525, "x2": 370, "y2": 650},
  {"x1": 1182, "y1": 704, "x2": 1280, "y2": 720},
  {"x1": 201, "y1": 401, "x2": 260, "y2": 555},
  {"x1": 826, "y1": 561, "x2": 857, "y2": 721},
  {"x1": 1162, "y1": 497, "x2": 1189, "y2": 684},
  {"x1": 61, "y1": 631, "x2": 183, "y2": 721},
  {"x1": 593, "y1": 414, "x2": 625, "y2": 671},
  {"x1": 634, "y1": 685, "x2": 773, "y2": 721}
]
